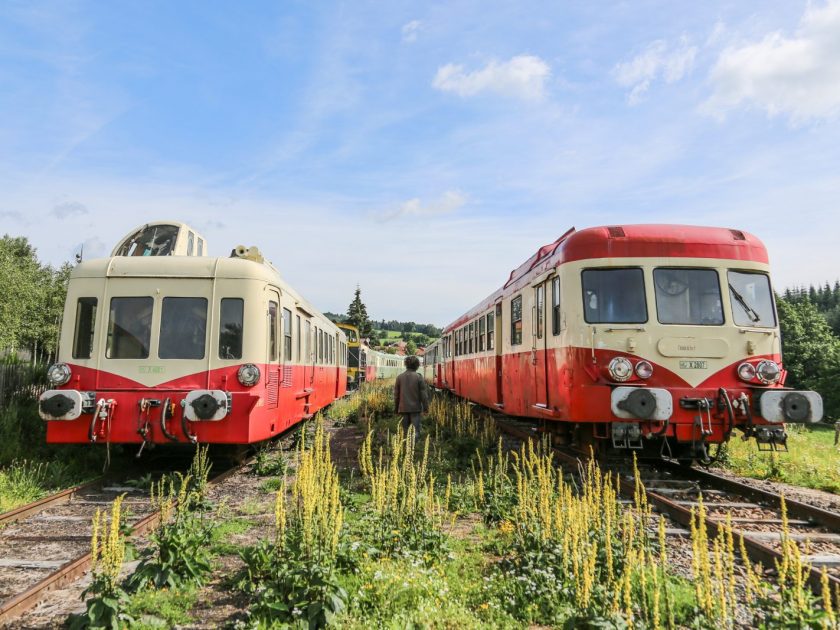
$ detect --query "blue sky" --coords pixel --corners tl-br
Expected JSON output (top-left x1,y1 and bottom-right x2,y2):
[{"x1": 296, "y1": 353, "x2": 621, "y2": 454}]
[{"x1": 2, "y1": 1, "x2": 840, "y2": 325}]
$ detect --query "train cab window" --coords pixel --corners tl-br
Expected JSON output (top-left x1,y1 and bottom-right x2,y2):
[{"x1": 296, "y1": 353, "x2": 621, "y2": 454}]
[
  {"x1": 187, "y1": 232, "x2": 195, "y2": 256},
  {"x1": 535, "y1": 285, "x2": 545, "y2": 339},
  {"x1": 219, "y1": 298, "x2": 244, "y2": 359},
  {"x1": 106, "y1": 297, "x2": 153, "y2": 359},
  {"x1": 479, "y1": 317, "x2": 485, "y2": 351},
  {"x1": 269, "y1": 302, "x2": 278, "y2": 361},
  {"x1": 551, "y1": 277, "x2": 561, "y2": 335},
  {"x1": 654, "y1": 268, "x2": 723, "y2": 326},
  {"x1": 487, "y1": 313, "x2": 495, "y2": 350},
  {"x1": 116, "y1": 225, "x2": 178, "y2": 257},
  {"x1": 160, "y1": 297, "x2": 207, "y2": 359},
  {"x1": 511, "y1": 295, "x2": 523, "y2": 345},
  {"x1": 582, "y1": 269, "x2": 647, "y2": 324},
  {"x1": 728, "y1": 271, "x2": 776, "y2": 328},
  {"x1": 72, "y1": 297, "x2": 98, "y2": 359},
  {"x1": 197, "y1": 238, "x2": 204, "y2": 256},
  {"x1": 282, "y1": 308, "x2": 292, "y2": 361}
]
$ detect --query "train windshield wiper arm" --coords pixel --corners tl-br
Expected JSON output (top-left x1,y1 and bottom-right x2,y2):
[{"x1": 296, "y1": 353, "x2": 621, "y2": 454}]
[{"x1": 728, "y1": 284, "x2": 761, "y2": 323}]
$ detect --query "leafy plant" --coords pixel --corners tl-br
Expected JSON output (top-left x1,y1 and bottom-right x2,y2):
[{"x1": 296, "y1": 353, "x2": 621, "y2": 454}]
[{"x1": 69, "y1": 495, "x2": 134, "y2": 629}]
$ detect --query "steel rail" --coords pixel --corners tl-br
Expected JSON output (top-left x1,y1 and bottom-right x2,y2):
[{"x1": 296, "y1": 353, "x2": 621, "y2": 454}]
[
  {"x1": 0, "y1": 478, "x2": 104, "y2": 527},
  {"x1": 0, "y1": 458, "x2": 250, "y2": 625},
  {"x1": 491, "y1": 417, "x2": 840, "y2": 599}
]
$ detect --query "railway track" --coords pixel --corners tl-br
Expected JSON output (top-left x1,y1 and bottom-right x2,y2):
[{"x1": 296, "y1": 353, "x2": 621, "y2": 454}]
[
  {"x1": 0, "y1": 457, "x2": 250, "y2": 625},
  {"x1": 491, "y1": 415, "x2": 840, "y2": 599}
]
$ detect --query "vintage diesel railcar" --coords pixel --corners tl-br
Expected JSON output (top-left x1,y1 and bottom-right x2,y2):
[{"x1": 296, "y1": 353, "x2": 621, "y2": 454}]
[
  {"x1": 337, "y1": 322, "x2": 404, "y2": 388},
  {"x1": 39, "y1": 221, "x2": 348, "y2": 448},
  {"x1": 424, "y1": 225, "x2": 823, "y2": 461}
]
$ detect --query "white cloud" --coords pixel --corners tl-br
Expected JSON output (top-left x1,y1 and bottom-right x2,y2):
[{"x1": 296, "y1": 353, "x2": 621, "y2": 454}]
[
  {"x1": 52, "y1": 200, "x2": 88, "y2": 218},
  {"x1": 704, "y1": 1, "x2": 840, "y2": 122},
  {"x1": 432, "y1": 55, "x2": 550, "y2": 101},
  {"x1": 613, "y1": 37, "x2": 697, "y2": 104},
  {"x1": 375, "y1": 190, "x2": 466, "y2": 222},
  {"x1": 401, "y1": 20, "x2": 421, "y2": 43}
]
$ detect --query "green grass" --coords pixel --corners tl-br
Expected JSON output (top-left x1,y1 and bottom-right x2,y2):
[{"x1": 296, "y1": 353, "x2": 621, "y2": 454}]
[
  {"x1": 718, "y1": 424, "x2": 840, "y2": 493},
  {"x1": 125, "y1": 585, "x2": 198, "y2": 628}
]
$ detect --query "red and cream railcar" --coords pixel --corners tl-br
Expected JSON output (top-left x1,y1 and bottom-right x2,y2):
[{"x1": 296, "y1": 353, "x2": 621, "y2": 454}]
[
  {"x1": 39, "y1": 221, "x2": 347, "y2": 448},
  {"x1": 426, "y1": 225, "x2": 822, "y2": 460}
]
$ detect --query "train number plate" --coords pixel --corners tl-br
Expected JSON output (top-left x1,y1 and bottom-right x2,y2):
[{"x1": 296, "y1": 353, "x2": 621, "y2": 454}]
[{"x1": 679, "y1": 360, "x2": 708, "y2": 369}]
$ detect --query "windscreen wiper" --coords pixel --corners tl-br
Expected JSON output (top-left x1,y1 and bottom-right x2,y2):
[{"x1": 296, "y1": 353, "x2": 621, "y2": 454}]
[{"x1": 728, "y1": 284, "x2": 761, "y2": 323}]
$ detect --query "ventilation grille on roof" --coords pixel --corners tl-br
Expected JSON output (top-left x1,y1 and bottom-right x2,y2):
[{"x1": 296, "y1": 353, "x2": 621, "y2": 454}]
[
  {"x1": 729, "y1": 229, "x2": 746, "y2": 241},
  {"x1": 607, "y1": 226, "x2": 625, "y2": 238}
]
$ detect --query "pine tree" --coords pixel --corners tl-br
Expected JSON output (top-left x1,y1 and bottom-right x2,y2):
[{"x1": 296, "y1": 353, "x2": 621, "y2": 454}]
[{"x1": 346, "y1": 286, "x2": 374, "y2": 339}]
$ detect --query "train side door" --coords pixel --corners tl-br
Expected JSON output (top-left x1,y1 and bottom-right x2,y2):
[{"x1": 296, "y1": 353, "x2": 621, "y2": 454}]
[
  {"x1": 532, "y1": 282, "x2": 549, "y2": 408},
  {"x1": 266, "y1": 291, "x2": 281, "y2": 410},
  {"x1": 303, "y1": 319, "x2": 313, "y2": 387},
  {"x1": 494, "y1": 302, "x2": 503, "y2": 406}
]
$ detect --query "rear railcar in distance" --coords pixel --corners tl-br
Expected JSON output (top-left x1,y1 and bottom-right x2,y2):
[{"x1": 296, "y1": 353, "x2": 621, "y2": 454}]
[
  {"x1": 39, "y1": 221, "x2": 348, "y2": 449},
  {"x1": 436, "y1": 224, "x2": 822, "y2": 462}
]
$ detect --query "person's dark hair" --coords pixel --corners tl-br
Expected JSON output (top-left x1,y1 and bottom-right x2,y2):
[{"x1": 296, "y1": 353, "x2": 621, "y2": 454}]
[{"x1": 404, "y1": 355, "x2": 420, "y2": 371}]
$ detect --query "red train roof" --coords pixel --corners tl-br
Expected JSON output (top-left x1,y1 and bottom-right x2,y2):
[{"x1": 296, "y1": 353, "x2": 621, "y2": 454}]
[{"x1": 445, "y1": 224, "x2": 769, "y2": 333}]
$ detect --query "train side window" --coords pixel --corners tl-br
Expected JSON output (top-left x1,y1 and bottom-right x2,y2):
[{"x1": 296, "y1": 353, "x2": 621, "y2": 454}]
[
  {"x1": 305, "y1": 320, "x2": 311, "y2": 361},
  {"x1": 72, "y1": 297, "x2": 98, "y2": 359},
  {"x1": 268, "y1": 302, "x2": 278, "y2": 361},
  {"x1": 106, "y1": 297, "x2": 153, "y2": 359},
  {"x1": 511, "y1": 295, "x2": 523, "y2": 345},
  {"x1": 468, "y1": 322, "x2": 473, "y2": 354},
  {"x1": 197, "y1": 238, "x2": 204, "y2": 256},
  {"x1": 296, "y1": 315, "x2": 301, "y2": 362},
  {"x1": 187, "y1": 231, "x2": 195, "y2": 256},
  {"x1": 581, "y1": 268, "x2": 647, "y2": 324},
  {"x1": 536, "y1": 285, "x2": 545, "y2": 339},
  {"x1": 551, "y1": 277, "x2": 561, "y2": 335},
  {"x1": 219, "y1": 298, "x2": 244, "y2": 359},
  {"x1": 160, "y1": 297, "x2": 207, "y2": 360},
  {"x1": 487, "y1": 312, "x2": 495, "y2": 350},
  {"x1": 282, "y1": 308, "x2": 292, "y2": 361},
  {"x1": 479, "y1": 317, "x2": 485, "y2": 351}
]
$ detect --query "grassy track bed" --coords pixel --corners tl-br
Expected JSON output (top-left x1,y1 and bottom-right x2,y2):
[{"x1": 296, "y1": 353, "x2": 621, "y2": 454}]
[
  {"x1": 20, "y1": 384, "x2": 836, "y2": 629},
  {"x1": 717, "y1": 424, "x2": 840, "y2": 494}
]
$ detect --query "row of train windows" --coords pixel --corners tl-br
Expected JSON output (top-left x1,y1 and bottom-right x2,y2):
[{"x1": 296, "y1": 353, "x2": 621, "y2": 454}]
[
  {"x1": 267, "y1": 301, "x2": 344, "y2": 366},
  {"x1": 452, "y1": 311, "x2": 495, "y2": 357},
  {"x1": 73, "y1": 296, "x2": 347, "y2": 363}
]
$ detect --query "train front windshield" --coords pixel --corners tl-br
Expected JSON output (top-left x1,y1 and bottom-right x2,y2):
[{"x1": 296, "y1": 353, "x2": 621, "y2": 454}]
[{"x1": 348, "y1": 347, "x2": 360, "y2": 368}]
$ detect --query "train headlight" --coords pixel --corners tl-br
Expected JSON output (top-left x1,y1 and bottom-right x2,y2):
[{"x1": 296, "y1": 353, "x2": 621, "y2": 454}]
[
  {"x1": 608, "y1": 357, "x2": 634, "y2": 382},
  {"x1": 635, "y1": 360, "x2": 653, "y2": 379},
  {"x1": 47, "y1": 363, "x2": 72, "y2": 386},
  {"x1": 237, "y1": 364, "x2": 261, "y2": 387},
  {"x1": 756, "y1": 360, "x2": 781, "y2": 384},
  {"x1": 737, "y1": 362, "x2": 756, "y2": 382}
]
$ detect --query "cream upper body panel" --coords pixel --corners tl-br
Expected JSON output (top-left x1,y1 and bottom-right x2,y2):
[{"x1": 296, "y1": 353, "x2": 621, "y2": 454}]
[
  {"x1": 496, "y1": 256, "x2": 779, "y2": 387},
  {"x1": 59, "y1": 256, "x2": 344, "y2": 387}
]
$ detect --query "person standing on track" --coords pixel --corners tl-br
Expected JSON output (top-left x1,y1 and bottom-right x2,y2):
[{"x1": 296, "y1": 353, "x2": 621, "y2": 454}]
[{"x1": 394, "y1": 355, "x2": 428, "y2": 438}]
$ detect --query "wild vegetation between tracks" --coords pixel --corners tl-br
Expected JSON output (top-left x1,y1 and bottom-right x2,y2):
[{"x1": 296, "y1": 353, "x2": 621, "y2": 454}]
[{"x1": 66, "y1": 383, "x2": 837, "y2": 629}]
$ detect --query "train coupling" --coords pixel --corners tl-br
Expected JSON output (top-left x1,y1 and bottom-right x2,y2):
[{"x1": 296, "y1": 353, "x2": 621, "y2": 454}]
[
  {"x1": 611, "y1": 422, "x2": 643, "y2": 449},
  {"x1": 754, "y1": 426, "x2": 788, "y2": 452}
]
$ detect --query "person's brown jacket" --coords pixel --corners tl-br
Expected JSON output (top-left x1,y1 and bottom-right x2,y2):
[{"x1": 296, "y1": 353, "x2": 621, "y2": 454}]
[{"x1": 394, "y1": 370, "x2": 429, "y2": 413}]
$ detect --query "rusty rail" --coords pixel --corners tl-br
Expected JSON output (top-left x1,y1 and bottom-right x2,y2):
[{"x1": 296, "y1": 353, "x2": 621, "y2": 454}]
[{"x1": 0, "y1": 459, "x2": 249, "y2": 624}]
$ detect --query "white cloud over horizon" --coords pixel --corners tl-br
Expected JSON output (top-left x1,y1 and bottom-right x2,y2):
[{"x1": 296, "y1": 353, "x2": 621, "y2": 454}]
[
  {"x1": 375, "y1": 190, "x2": 466, "y2": 222},
  {"x1": 613, "y1": 37, "x2": 697, "y2": 104},
  {"x1": 432, "y1": 55, "x2": 550, "y2": 101},
  {"x1": 704, "y1": 0, "x2": 840, "y2": 121}
]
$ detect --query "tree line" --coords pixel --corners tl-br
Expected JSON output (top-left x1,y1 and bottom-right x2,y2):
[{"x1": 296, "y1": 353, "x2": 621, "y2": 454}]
[{"x1": 0, "y1": 236, "x2": 70, "y2": 363}]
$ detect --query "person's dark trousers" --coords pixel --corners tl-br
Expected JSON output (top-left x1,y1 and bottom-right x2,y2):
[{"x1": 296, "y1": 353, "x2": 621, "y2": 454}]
[{"x1": 401, "y1": 412, "x2": 422, "y2": 437}]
